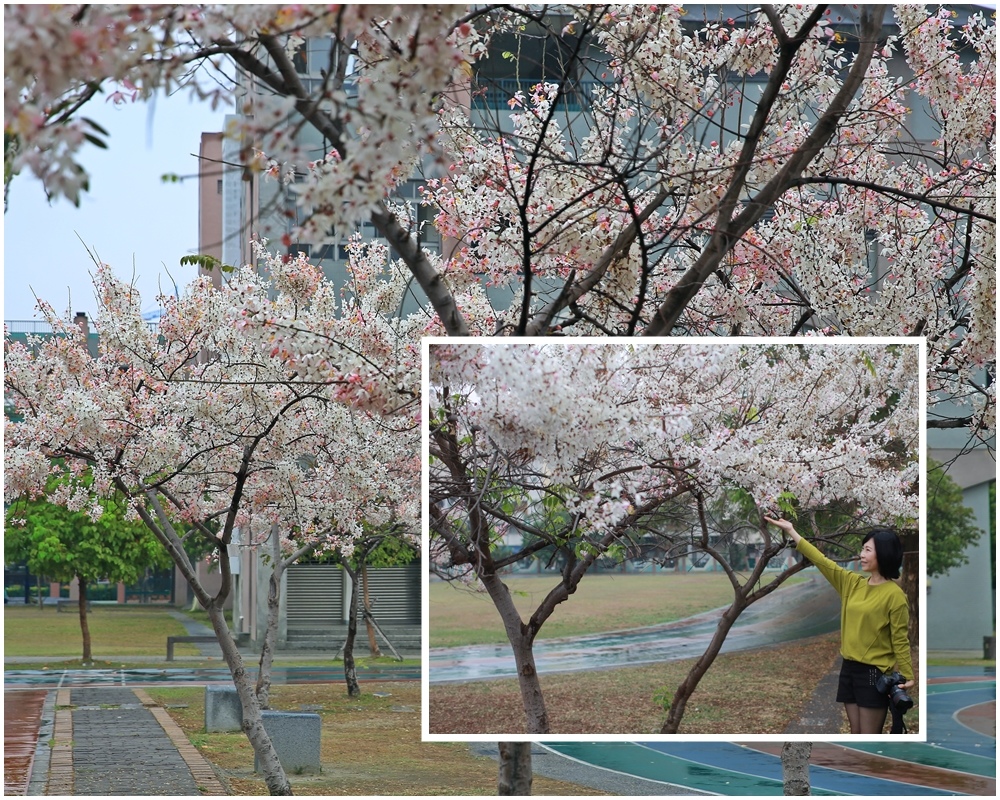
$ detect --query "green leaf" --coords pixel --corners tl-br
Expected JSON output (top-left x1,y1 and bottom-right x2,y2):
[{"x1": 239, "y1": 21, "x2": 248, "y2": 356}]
[
  {"x1": 180, "y1": 254, "x2": 233, "y2": 273},
  {"x1": 776, "y1": 491, "x2": 799, "y2": 520}
]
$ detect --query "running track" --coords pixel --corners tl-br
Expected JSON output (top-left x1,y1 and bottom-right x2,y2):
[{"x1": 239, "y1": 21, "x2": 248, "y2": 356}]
[{"x1": 542, "y1": 667, "x2": 996, "y2": 795}]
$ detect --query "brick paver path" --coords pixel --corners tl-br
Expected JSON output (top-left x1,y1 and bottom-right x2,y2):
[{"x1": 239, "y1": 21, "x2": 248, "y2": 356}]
[{"x1": 54, "y1": 687, "x2": 226, "y2": 796}]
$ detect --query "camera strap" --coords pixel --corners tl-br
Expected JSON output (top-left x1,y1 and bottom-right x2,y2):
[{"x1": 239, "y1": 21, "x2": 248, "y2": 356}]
[{"x1": 889, "y1": 703, "x2": 907, "y2": 734}]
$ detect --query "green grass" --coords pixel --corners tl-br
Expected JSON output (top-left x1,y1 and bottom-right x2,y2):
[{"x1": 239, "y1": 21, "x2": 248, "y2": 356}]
[
  {"x1": 4, "y1": 603, "x2": 424, "y2": 670},
  {"x1": 929, "y1": 655, "x2": 996, "y2": 668},
  {"x1": 3, "y1": 605, "x2": 198, "y2": 658},
  {"x1": 429, "y1": 572, "x2": 805, "y2": 648}
]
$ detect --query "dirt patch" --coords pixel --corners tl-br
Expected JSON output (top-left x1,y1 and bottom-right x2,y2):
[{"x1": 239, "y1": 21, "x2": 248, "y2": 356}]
[
  {"x1": 430, "y1": 633, "x2": 848, "y2": 735},
  {"x1": 149, "y1": 682, "x2": 602, "y2": 795}
]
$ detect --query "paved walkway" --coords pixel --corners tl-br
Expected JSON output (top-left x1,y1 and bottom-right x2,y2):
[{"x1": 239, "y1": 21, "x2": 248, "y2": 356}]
[
  {"x1": 17, "y1": 686, "x2": 227, "y2": 796},
  {"x1": 782, "y1": 653, "x2": 843, "y2": 734},
  {"x1": 429, "y1": 577, "x2": 841, "y2": 683}
]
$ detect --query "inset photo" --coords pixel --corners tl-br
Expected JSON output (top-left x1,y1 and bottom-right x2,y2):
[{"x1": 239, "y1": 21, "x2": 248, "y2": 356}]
[{"x1": 422, "y1": 338, "x2": 925, "y2": 741}]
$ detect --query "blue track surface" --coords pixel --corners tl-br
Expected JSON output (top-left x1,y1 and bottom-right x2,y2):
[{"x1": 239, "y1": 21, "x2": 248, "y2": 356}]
[{"x1": 543, "y1": 667, "x2": 995, "y2": 796}]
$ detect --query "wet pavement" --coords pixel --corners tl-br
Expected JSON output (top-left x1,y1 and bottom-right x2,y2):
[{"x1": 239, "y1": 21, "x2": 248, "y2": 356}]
[
  {"x1": 4, "y1": 662, "x2": 421, "y2": 688},
  {"x1": 3, "y1": 689, "x2": 47, "y2": 795},
  {"x1": 429, "y1": 576, "x2": 840, "y2": 683}
]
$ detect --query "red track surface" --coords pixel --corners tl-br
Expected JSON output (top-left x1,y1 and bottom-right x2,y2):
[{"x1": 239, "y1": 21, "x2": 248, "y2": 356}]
[
  {"x1": 957, "y1": 699, "x2": 996, "y2": 737},
  {"x1": 3, "y1": 689, "x2": 47, "y2": 795},
  {"x1": 746, "y1": 739, "x2": 996, "y2": 796}
]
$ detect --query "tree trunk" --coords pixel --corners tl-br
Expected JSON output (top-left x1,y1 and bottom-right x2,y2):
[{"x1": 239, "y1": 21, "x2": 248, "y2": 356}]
[
  {"x1": 481, "y1": 575, "x2": 549, "y2": 733},
  {"x1": 77, "y1": 575, "x2": 92, "y2": 663},
  {"x1": 362, "y1": 566, "x2": 381, "y2": 657},
  {"x1": 255, "y1": 559, "x2": 284, "y2": 709},
  {"x1": 509, "y1": 634, "x2": 549, "y2": 733},
  {"x1": 781, "y1": 741, "x2": 812, "y2": 795},
  {"x1": 343, "y1": 563, "x2": 361, "y2": 697},
  {"x1": 205, "y1": 602, "x2": 293, "y2": 795},
  {"x1": 131, "y1": 492, "x2": 291, "y2": 793},
  {"x1": 660, "y1": 600, "x2": 745, "y2": 733},
  {"x1": 497, "y1": 742, "x2": 533, "y2": 796},
  {"x1": 899, "y1": 530, "x2": 919, "y2": 650}
]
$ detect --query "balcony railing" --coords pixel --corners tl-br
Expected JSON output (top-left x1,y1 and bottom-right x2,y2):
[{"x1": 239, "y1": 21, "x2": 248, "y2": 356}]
[
  {"x1": 471, "y1": 77, "x2": 598, "y2": 112},
  {"x1": 5, "y1": 320, "x2": 160, "y2": 335}
]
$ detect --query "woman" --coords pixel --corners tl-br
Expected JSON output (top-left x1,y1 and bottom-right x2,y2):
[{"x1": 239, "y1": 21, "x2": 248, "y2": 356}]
[{"x1": 765, "y1": 516, "x2": 915, "y2": 734}]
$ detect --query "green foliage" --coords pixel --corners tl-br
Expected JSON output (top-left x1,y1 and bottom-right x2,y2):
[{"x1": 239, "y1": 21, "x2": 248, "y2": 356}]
[
  {"x1": 363, "y1": 534, "x2": 417, "y2": 568},
  {"x1": 926, "y1": 456, "x2": 984, "y2": 578},
  {"x1": 4, "y1": 478, "x2": 171, "y2": 586},
  {"x1": 652, "y1": 686, "x2": 672, "y2": 712},
  {"x1": 179, "y1": 253, "x2": 234, "y2": 273}
]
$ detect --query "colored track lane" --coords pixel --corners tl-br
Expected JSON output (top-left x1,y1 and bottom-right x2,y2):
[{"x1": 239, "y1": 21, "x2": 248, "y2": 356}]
[
  {"x1": 3, "y1": 689, "x2": 47, "y2": 795},
  {"x1": 543, "y1": 669, "x2": 995, "y2": 796},
  {"x1": 649, "y1": 742, "x2": 958, "y2": 796},
  {"x1": 747, "y1": 743, "x2": 995, "y2": 796},
  {"x1": 541, "y1": 741, "x2": 839, "y2": 796}
]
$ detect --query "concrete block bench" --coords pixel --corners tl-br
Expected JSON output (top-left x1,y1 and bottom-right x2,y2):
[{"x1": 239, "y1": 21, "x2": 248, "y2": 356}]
[
  {"x1": 254, "y1": 710, "x2": 322, "y2": 774},
  {"x1": 205, "y1": 685, "x2": 243, "y2": 732}
]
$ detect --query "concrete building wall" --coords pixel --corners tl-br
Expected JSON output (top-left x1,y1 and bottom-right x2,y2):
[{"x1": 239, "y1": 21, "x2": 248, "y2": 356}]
[{"x1": 926, "y1": 444, "x2": 995, "y2": 652}]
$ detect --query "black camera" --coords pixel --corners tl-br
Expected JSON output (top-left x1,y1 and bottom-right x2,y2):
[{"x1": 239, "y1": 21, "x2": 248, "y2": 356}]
[{"x1": 876, "y1": 671, "x2": 913, "y2": 712}]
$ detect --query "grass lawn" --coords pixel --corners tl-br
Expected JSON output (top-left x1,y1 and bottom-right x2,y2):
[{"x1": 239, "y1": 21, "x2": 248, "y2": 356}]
[
  {"x1": 429, "y1": 571, "x2": 804, "y2": 648},
  {"x1": 149, "y1": 682, "x2": 600, "y2": 796},
  {"x1": 3, "y1": 604, "x2": 202, "y2": 659}
]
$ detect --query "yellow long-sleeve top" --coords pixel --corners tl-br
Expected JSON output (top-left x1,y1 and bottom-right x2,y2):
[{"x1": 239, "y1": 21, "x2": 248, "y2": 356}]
[{"x1": 797, "y1": 537, "x2": 913, "y2": 681}]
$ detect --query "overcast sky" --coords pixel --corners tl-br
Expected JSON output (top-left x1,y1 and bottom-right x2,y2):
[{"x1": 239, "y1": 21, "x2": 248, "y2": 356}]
[{"x1": 3, "y1": 91, "x2": 228, "y2": 323}]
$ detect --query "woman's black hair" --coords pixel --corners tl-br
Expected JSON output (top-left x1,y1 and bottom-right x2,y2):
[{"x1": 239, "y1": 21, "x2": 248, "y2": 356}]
[{"x1": 863, "y1": 528, "x2": 903, "y2": 580}]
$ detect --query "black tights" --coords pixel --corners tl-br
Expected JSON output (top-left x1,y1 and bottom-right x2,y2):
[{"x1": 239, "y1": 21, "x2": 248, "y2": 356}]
[{"x1": 844, "y1": 702, "x2": 888, "y2": 734}]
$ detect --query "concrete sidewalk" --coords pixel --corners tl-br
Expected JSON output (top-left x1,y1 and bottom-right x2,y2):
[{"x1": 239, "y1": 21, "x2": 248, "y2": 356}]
[{"x1": 782, "y1": 653, "x2": 844, "y2": 734}]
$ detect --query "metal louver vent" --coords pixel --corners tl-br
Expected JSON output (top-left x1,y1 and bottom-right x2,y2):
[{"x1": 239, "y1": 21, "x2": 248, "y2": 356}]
[
  {"x1": 359, "y1": 565, "x2": 420, "y2": 625},
  {"x1": 286, "y1": 564, "x2": 343, "y2": 630}
]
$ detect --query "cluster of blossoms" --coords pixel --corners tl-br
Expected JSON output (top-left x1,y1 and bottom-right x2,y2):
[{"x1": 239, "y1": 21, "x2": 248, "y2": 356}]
[
  {"x1": 4, "y1": 4, "x2": 476, "y2": 226},
  {"x1": 4, "y1": 244, "x2": 420, "y2": 561},
  {"x1": 422, "y1": 4, "x2": 993, "y2": 438},
  {"x1": 430, "y1": 340, "x2": 920, "y2": 544},
  {"x1": 3, "y1": 5, "x2": 993, "y2": 446}
]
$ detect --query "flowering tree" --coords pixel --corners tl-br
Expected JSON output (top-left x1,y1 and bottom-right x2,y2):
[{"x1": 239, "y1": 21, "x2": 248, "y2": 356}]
[
  {"x1": 3, "y1": 245, "x2": 420, "y2": 794},
  {"x1": 429, "y1": 340, "x2": 920, "y2": 734},
  {"x1": 5, "y1": 1, "x2": 992, "y2": 789},
  {"x1": 6, "y1": 6, "x2": 993, "y2": 437},
  {"x1": 422, "y1": 4, "x2": 994, "y2": 441}
]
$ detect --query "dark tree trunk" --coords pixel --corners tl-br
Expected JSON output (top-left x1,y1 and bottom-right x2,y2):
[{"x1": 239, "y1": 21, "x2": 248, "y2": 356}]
[
  {"x1": 480, "y1": 574, "x2": 549, "y2": 733},
  {"x1": 899, "y1": 530, "x2": 919, "y2": 650},
  {"x1": 498, "y1": 742, "x2": 533, "y2": 795},
  {"x1": 781, "y1": 741, "x2": 812, "y2": 795},
  {"x1": 660, "y1": 600, "x2": 746, "y2": 733},
  {"x1": 76, "y1": 575, "x2": 92, "y2": 663},
  {"x1": 343, "y1": 563, "x2": 361, "y2": 697}
]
